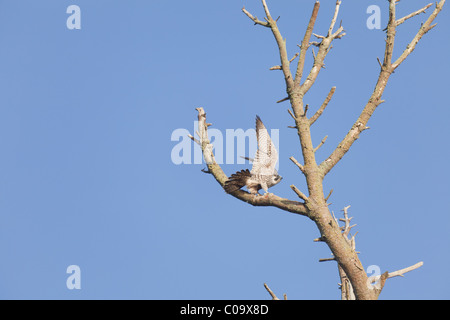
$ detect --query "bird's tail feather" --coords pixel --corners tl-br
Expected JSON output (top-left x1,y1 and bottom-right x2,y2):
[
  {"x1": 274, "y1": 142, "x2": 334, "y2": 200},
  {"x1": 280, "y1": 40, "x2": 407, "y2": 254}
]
[{"x1": 224, "y1": 169, "x2": 251, "y2": 194}]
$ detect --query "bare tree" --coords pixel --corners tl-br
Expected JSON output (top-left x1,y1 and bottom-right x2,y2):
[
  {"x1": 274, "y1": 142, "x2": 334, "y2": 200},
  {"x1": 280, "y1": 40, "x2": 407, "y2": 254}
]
[{"x1": 189, "y1": 0, "x2": 445, "y2": 300}]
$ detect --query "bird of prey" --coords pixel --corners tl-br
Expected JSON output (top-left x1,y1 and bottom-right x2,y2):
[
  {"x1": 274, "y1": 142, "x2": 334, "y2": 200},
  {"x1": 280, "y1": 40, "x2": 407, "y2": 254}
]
[{"x1": 224, "y1": 115, "x2": 282, "y2": 195}]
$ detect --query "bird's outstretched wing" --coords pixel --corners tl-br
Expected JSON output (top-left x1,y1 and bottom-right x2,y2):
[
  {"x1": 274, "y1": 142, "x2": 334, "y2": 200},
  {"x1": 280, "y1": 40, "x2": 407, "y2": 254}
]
[{"x1": 251, "y1": 115, "x2": 278, "y2": 176}]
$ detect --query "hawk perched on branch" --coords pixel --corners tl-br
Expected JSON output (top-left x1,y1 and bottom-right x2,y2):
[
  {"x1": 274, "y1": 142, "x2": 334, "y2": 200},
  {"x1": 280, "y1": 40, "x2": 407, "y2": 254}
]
[{"x1": 224, "y1": 116, "x2": 282, "y2": 195}]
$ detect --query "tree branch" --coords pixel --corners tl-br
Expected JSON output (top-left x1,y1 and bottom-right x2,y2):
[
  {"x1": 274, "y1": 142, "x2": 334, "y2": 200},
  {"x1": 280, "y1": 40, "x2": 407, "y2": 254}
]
[
  {"x1": 261, "y1": 0, "x2": 272, "y2": 20},
  {"x1": 327, "y1": 0, "x2": 342, "y2": 37},
  {"x1": 337, "y1": 206, "x2": 359, "y2": 300},
  {"x1": 371, "y1": 261, "x2": 424, "y2": 284},
  {"x1": 319, "y1": 257, "x2": 336, "y2": 262},
  {"x1": 396, "y1": 3, "x2": 433, "y2": 27},
  {"x1": 298, "y1": 1, "x2": 345, "y2": 96},
  {"x1": 309, "y1": 87, "x2": 336, "y2": 126},
  {"x1": 313, "y1": 135, "x2": 328, "y2": 153},
  {"x1": 242, "y1": 6, "x2": 270, "y2": 27},
  {"x1": 319, "y1": 0, "x2": 445, "y2": 177},
  {"x1": 263, "y1": 283, "x2": 287, "y2": 300},
  {"x1": 289, "y1": 156, "x2": 305, "y2": 174},
  {"x1": 243, "y1": 1, "x2": 295, "y2": 90},
  {"x1": 269, "y1": 65, "x2": 282, "y2": 71},
  {"x1": 392, "y1": 1, "x2": 445, "y2": 70},
  {"x1": 192, "y1": 108, "x2": 309, "y2": 217},
  {"x1": 276, "y1": 96, "x2": 289, "y2": 103},
  {"x1": 338, "y1": 264, "x2": 355, "y2": 300},
  {"x1": 294, "y1": 1, "x2": 320, "y2": 87},
  {"x1": 263, "y1": 283, "x2": 279, "y2": 300},
  {"x1": 290, "y1": 184, "x2": 309, "y2": 202},
  {"x1": 324, "y1": 189, "x2": 333, "y2": 202}
]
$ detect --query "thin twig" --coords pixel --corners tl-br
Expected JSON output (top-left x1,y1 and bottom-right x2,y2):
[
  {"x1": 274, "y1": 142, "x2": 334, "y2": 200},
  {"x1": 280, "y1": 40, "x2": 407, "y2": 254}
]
[
  {"x1": 289, "y1": 52, "x2": 300, "y2": 63},
  {"x1": 319, "y1": 257, "x2": 336, "y2": 262},
  {"x1": 371, "y1": 262, "x2": 424, "y2": 284},
  {"x1": 294, "y1": 1, "x2": 320, "y2": 86},
  {"x1": 290, "y1": 185, "x2": 309, "y2": 202},
  {"x1": 327, "y1": 1, "x2": 342, "y2": 37},
  {"x1": 287, "y1": 109, "x2": 296, "y2": 120},
  {"x1": 242, "y1": 6, "x2": 270, "y2": 27},
  {"x1": 270, "y1": 52, "x2": 298, "y2": 70},
  {"x1": 314, "y1": 135, "x2": 328, "y2": 153},
  {"x1": 396, "y1": 3, "x2": 433, "y2": 27},
  {"x1": 263, "y1": 283, "x2": 280, "y2": 300},
  {"x1": 289, "y1": 156, "x2": 305, "y2": 174},
  {"x1": 188, "y1": 134, "x2": 200, "y2": 145},
  {"x1": 325, "y1": 189, "x2": 333, "y2": 202},
  {"x1": 309, "y1": 87, "x2": 336, "y2": 125},
  {"x1": 377, "y1": 57, "x2": 383, "y2": 68},
  {"x1": 277, "y1": 96, "x2": 290, "y2": 103},
  {"x1": 261, "y1": 0, "x2": 272, "y2": 19}
]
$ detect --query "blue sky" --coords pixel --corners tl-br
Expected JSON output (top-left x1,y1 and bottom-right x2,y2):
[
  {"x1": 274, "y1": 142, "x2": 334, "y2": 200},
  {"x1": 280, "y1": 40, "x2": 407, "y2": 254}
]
[{"x1": 0, "y1": 0, "x2": 449, "y2": 299}]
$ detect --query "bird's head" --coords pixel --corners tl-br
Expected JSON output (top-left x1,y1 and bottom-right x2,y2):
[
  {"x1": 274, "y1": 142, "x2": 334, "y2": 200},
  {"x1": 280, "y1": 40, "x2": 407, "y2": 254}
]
[{"x1": 271, "y1": 174, "x2": 283, "y2": 186}]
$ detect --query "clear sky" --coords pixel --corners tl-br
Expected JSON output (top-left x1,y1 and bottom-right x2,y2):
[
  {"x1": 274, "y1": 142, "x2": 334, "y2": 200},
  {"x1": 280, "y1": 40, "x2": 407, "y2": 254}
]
[{"x1": 0, "y1": 0, "x2": 449, "y2": 300}]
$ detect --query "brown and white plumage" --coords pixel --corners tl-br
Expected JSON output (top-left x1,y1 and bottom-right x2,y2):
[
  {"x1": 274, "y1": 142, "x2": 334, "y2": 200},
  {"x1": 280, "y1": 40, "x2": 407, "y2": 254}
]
[
  {"x1": 224, "y1": 116, "x2": 282, "y2": 195},
  {"x1": 251, "y1": 115, "x2": 279, "y2": 177}
]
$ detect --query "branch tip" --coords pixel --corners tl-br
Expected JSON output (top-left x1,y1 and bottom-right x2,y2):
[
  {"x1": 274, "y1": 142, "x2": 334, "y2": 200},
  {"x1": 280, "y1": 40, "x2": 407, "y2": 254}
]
[
  {"x1": 325, "y1": 189, "x2": 333, "y2": 202},
  {"x1": 290, "y1": 185, "x2": 309, "y2": 202},
  {"x1": 289, "y1": 156, "x2": 305, "y2": 174},
  {"x1": 309, "y1": 86, "x2": 336, "y2": 126},
  {"x1": 263, "y1": 283, "x2": 281, "y2": 300},
  {"x1": 314, "y1": 135, "x2": 328, "y2": 152}
]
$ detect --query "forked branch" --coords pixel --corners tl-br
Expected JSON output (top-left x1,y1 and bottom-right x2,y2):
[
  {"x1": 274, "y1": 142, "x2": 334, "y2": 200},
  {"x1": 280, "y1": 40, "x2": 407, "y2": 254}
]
[
  {"x1": 332, "y1": 206, "x2": 423, "y2": 299},
  {"x1": 243, "y1": 0, "x2": 294, "y2": 89},
  {"x1": 392, "y1": 1, "x2": 445, "y2": 69},
  {"x1": 191, "y1": 108, "x2": 309, "y2": 216},
  {"x1": 298, "y1": 1, "x2": 345, "y2": 96},
  {"x1": 319, "y1": 0, "x2": 445, "y2": 177}
]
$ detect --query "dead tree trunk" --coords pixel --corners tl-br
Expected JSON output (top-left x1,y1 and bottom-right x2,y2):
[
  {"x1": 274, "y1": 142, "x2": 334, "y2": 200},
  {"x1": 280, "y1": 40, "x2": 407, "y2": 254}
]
[{"x1": 190, "y1": 0, "x2": 445, "y2": 300}]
